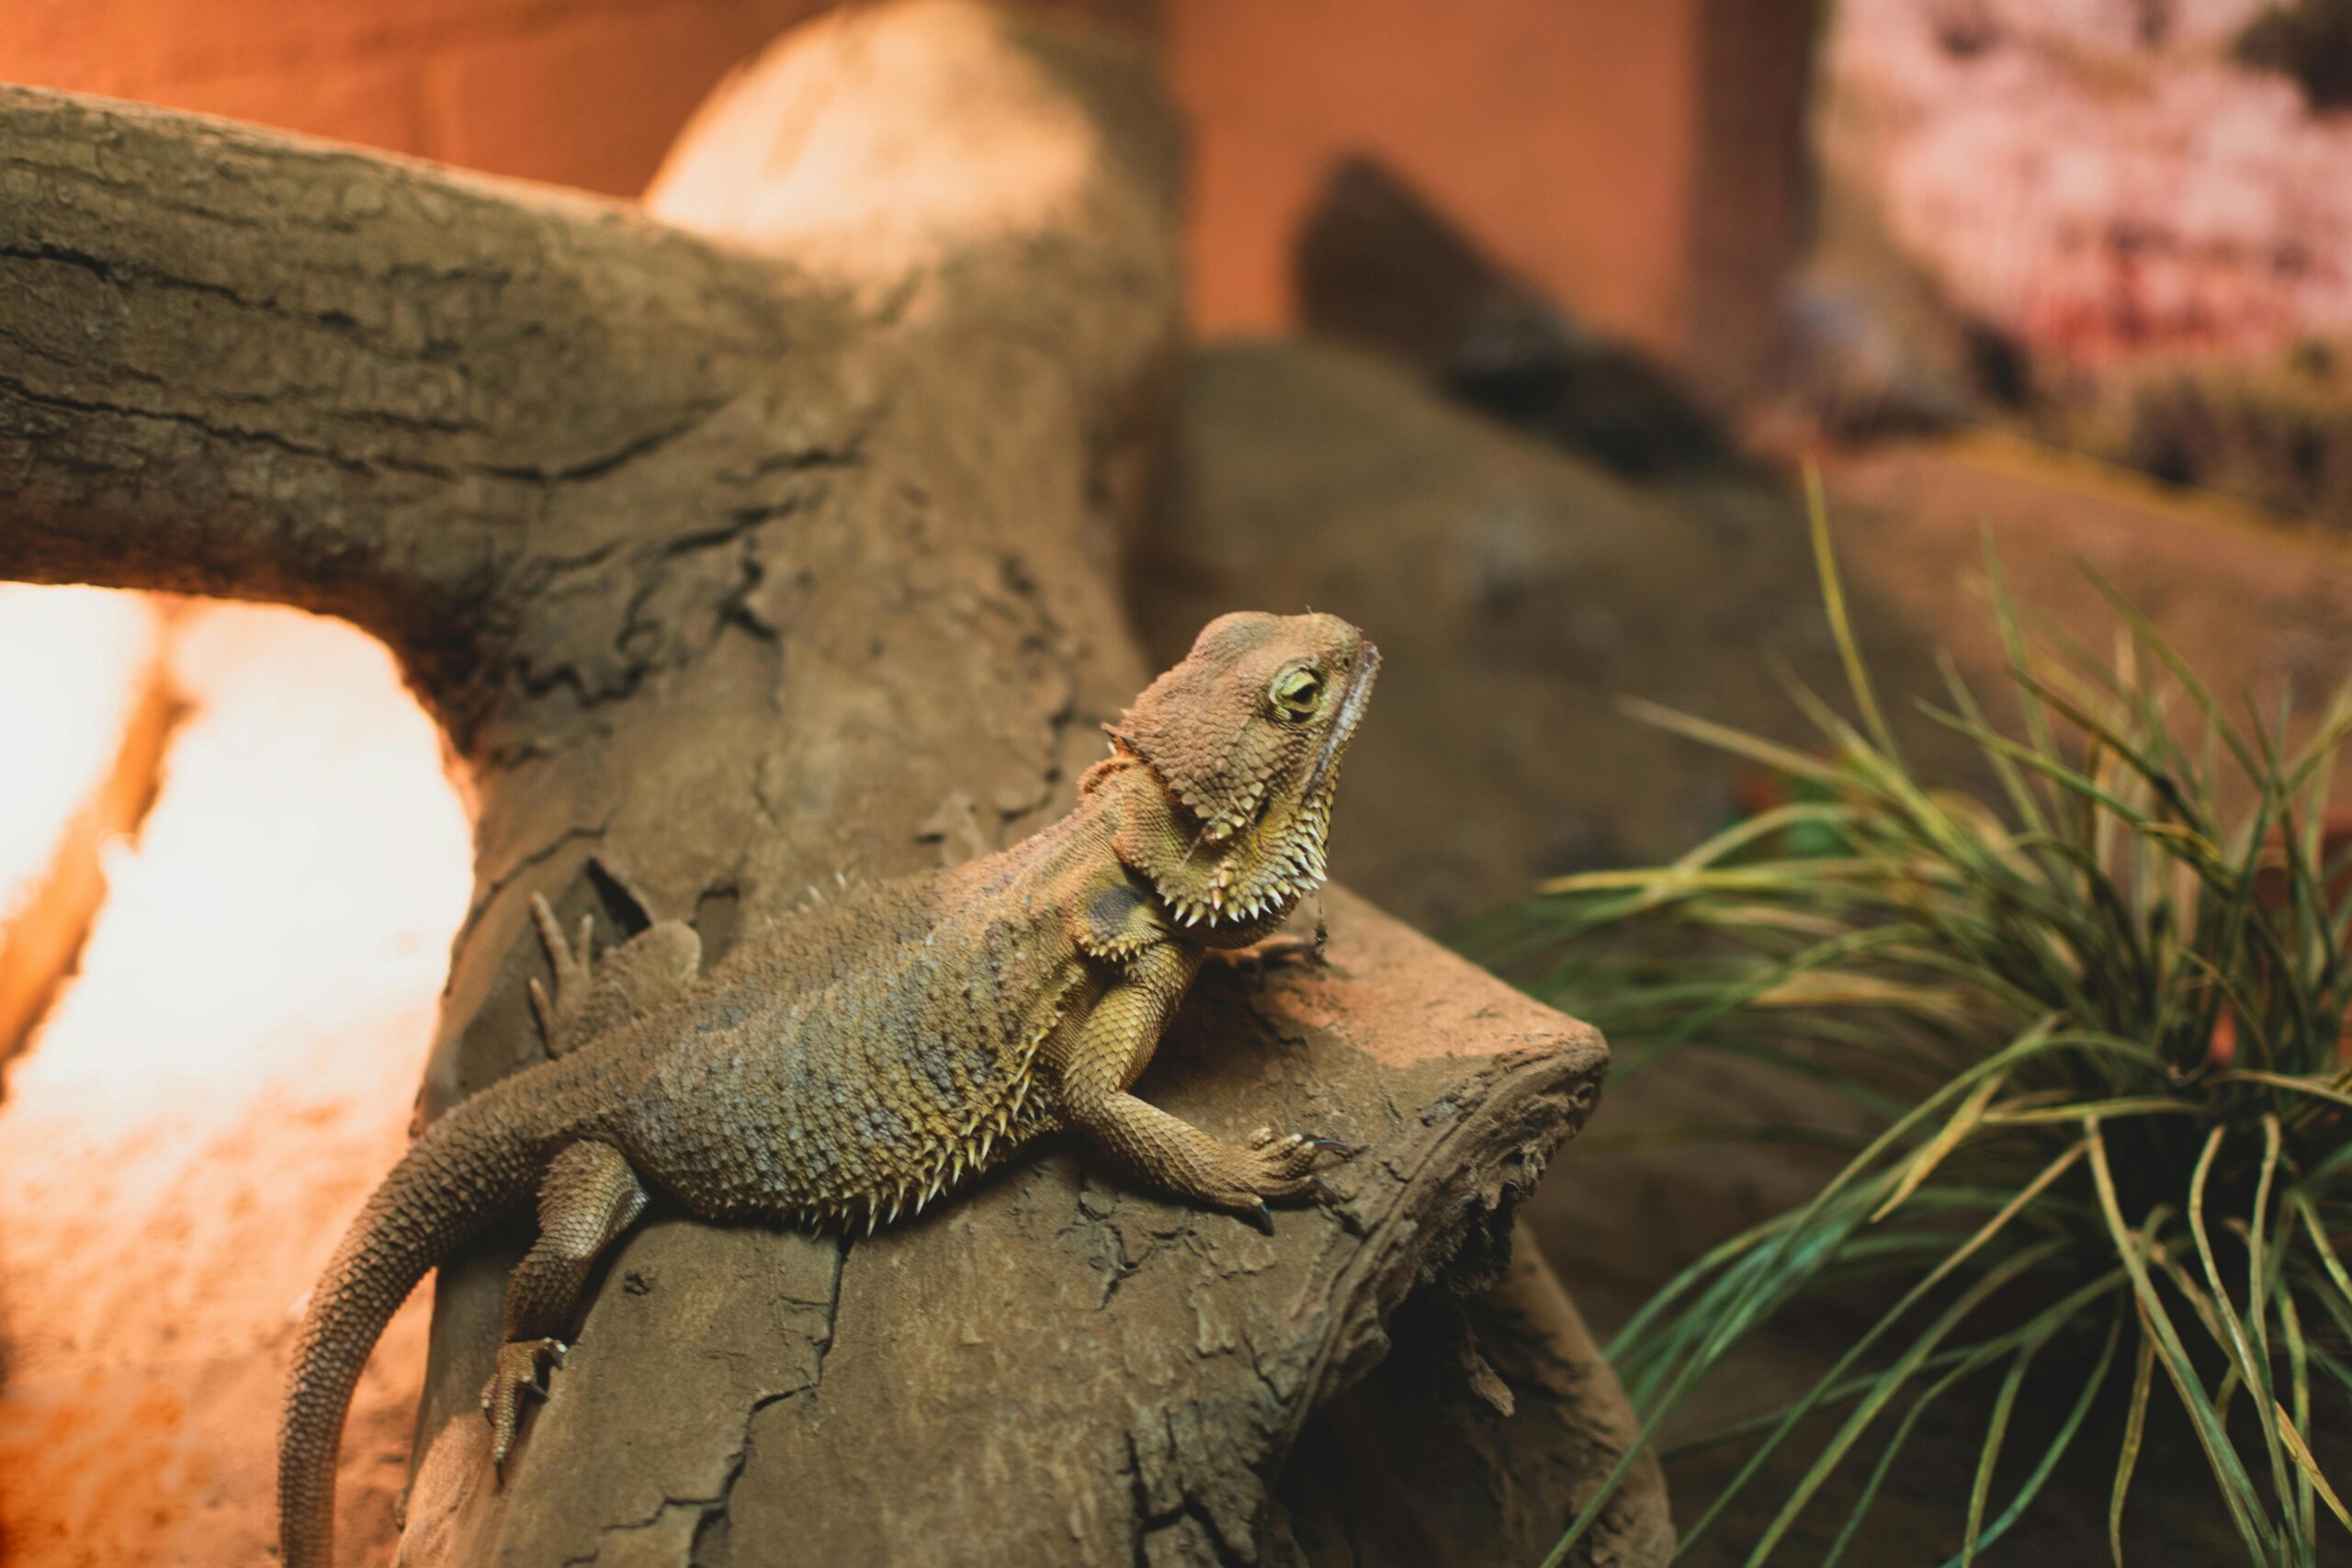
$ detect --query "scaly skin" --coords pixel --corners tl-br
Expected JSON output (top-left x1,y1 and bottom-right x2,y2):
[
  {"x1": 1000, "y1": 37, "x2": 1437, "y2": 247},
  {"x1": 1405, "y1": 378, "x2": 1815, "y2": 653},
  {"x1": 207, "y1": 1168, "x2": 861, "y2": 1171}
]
[{"x1": 279, "y1": 611, "x2": 1379, "y2": 1568}]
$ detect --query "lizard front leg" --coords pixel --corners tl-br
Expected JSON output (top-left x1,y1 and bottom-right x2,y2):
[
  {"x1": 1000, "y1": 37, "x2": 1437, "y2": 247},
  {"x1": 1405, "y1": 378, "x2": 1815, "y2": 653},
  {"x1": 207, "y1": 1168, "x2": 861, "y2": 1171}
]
[
  {"x1": 528, "y1": 892, "x2": 702, "y2": 1056},
  {"x1": 481, "y1": 1140, "x2": 650, "y2": 1467},
  {"x1": 1046, "y1": 943, "x2": 1337, "y2": 1230}
]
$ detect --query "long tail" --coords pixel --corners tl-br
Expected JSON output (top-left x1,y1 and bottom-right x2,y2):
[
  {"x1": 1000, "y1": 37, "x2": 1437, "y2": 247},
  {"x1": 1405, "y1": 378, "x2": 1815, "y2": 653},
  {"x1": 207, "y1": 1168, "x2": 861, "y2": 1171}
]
[{"x1": 278, "y1": 1059, "x2": 577, "y2": 1568}]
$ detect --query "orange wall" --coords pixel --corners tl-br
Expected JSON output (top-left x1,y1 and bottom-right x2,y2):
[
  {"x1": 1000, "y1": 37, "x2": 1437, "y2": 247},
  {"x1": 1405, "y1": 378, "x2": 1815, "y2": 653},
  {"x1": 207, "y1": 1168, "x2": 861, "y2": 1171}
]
[
  {"x1": 1170, "y1": 0, "x2": 1704, "y2": 363},
  {"x1": 3, "y1": 0, "x2": 907, "y2": 193},
  {"x1": 0, "y1": 0, "x2": 1159, "y2": 195},
  {"x1": 1, "y1": 0, "x2": 1807, "y2": 389}
]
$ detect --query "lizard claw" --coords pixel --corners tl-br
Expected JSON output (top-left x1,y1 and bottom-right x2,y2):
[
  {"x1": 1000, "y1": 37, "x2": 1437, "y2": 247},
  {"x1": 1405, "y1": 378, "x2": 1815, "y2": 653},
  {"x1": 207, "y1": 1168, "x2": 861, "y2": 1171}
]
[
  {"x1": 1219, "y1": 1127, "x2": 1348, "y2": 1214},
  {"x1": 1247, "y1": 1130, "x2": 1335, "y2": 1179},
  {"x1": 1248, "y1": 1200, "x2": 1276, "y2": 1235},
  {"x1": 480, "y1": 1337, "x2": 567, "y2": 1471},
  {"x1": 529, "y1": 895, "x2": 599, "y2": 1050}
]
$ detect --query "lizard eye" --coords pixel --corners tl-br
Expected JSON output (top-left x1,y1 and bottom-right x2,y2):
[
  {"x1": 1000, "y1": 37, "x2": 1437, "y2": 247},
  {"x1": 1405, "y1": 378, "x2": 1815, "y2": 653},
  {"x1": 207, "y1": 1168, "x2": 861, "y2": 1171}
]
[{"x1": 1270, "y1": 666, "x2": 1323, "y2": 720}]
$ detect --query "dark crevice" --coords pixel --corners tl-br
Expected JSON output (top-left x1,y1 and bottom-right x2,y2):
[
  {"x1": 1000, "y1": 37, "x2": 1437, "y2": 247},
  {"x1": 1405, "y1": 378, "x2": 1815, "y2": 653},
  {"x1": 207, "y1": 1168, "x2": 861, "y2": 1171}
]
[
  {"x1": 0, "y1": 238, "x2": 408, "y2": 349},
  {"x1": 811, "y1": 1226, "x2": 853, "y2": 1388},
  {"x1": 0, "y1": 372, "x2": 384, "y2": 478},
  {"x1": 582, "y1": 856, "x2": 651, "y2": 941},
  {"x1": 691, "y1": 884, "x2": 743, "y2": 970},
  {"x1": 1121, "y1": 1407, "x2": 1259, "y2": 1568},
  {"x1": 3, "y1": 370, "x2": 752, "y2": 497},
  {"x1": 502, "y1": 497, "x2": 827, "y2": 715},
  {"x1": 687, "y1": 1232, "x2": 852, "y2": 1567},
  {"x1": 476, "y1": 403, "x2": 728, "y2": 486},
  {"x1": 453, "y1": 821, "x2": 611, "y2": 955},
  {"x1": 557, "y1": 1496, "x2": 716, "y2": 1568}
]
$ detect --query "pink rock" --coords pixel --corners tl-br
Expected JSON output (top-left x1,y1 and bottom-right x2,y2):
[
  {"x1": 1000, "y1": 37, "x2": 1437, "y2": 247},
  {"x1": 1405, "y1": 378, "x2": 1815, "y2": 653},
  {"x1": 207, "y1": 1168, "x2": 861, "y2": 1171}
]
[{"x1": 1830, "y1": 0, "x2": 2352, "y2": 365}]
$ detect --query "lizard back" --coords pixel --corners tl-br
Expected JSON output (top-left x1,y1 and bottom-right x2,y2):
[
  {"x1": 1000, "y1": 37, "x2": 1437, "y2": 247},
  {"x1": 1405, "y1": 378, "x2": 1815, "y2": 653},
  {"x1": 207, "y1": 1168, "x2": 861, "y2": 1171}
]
[{"x1": 618, "y1": 845, "x2": 1099, "y2": 1225}]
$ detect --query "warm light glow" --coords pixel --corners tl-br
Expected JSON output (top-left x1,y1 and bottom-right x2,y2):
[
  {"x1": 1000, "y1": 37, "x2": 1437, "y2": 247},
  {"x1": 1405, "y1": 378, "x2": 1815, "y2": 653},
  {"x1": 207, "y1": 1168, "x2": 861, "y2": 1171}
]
[
  {"x1": 0, "y1": 584, "x2": 160, "y2": 927},
  {"x1": 647, "y1": 0, "x2": 1093, "y2": 288},
  {"x1": 0, "y1": 598, "x2": 472, "y2": 1566}
]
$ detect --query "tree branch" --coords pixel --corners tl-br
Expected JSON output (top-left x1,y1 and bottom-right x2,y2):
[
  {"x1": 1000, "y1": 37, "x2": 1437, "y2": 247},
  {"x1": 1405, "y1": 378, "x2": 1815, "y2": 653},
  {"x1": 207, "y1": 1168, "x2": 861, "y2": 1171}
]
[{"x1": 0, "y1": 88, "x2": 828, "y2": 695}]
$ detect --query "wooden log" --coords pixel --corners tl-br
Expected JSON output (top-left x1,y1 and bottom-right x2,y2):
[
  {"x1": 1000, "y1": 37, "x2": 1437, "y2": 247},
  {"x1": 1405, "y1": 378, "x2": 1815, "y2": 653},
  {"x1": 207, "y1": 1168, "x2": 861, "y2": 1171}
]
[{"x1": 0, "y1": 4, "x2": 1663, "y2": 1561}]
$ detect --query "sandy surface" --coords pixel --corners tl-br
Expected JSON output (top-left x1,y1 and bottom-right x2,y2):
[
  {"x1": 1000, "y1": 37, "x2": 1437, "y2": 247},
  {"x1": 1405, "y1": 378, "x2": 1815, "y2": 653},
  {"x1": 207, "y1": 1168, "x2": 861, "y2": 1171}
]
[{"x1": 0, "y1": 602, "x2": 471, "y2": 1567}]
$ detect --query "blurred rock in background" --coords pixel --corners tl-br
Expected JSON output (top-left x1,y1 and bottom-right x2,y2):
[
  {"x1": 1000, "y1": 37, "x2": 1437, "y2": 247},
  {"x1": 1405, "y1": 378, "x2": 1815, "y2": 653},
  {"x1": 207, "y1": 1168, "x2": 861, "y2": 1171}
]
[
  {"x1": 1138, "y1": 341, "x2": 1968, "y2": 931},
  {"x1": 1296, "y1": 158, "x2": 1749, "y2": 477},
  {"x1": 1807, "y1": 0, "x2": 2352, "y2": 529},
  {"x1": 1148, "y1": 342, "x2": 2352, "y2": 941}
]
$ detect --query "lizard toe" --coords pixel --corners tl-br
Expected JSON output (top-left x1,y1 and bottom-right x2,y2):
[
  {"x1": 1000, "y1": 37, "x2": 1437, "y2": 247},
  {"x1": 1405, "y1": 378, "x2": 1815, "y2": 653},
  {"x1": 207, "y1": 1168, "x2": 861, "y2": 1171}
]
[
  {"x1": 1251, "y1": 1171, "x2": 1338, "y2": 1203},
  {"x1": 480, "y1": 1337, "x2": 565, "y2": 1470},
  {"x1": 1211, "y1": 1132, "x2": 1341, "y2": 1209},
  {"x1": 1254, "y1": 1132, "x2": 1334, "y2": 1179}
]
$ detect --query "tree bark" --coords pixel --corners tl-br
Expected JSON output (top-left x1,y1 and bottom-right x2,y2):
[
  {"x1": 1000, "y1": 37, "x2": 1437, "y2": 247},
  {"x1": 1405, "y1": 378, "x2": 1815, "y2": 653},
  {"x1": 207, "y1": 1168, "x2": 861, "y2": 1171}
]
[{"x1": 0, "y1": 3, "x2": 1663, "y2": 1562}]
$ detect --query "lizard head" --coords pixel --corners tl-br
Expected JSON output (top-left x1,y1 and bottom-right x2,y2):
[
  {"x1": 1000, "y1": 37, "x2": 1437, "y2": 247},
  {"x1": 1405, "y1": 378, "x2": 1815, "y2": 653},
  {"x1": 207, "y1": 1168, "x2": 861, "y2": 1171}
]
[{"x1": 1104, "y1": 610, "x2": 1379, "y2": 932}]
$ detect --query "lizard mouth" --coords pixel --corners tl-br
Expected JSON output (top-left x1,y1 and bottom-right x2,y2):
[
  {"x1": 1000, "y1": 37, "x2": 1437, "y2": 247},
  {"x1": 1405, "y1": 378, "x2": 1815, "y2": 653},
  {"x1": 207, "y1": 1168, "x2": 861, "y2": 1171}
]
[{"x1": 1302, "y1": 641, "x2": 1379, "y2": 807}]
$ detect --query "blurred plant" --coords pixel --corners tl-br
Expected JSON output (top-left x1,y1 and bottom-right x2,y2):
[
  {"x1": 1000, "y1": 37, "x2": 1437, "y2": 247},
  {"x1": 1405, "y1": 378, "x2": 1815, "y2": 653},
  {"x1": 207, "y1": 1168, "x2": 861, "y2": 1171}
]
[{"x1": 1497, "y1": 476, "x2": 2352, "y2": 1566}]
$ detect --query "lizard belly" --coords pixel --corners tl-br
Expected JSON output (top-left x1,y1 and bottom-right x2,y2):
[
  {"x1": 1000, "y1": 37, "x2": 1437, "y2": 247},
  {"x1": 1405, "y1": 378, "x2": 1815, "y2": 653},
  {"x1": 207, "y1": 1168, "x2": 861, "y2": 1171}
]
[{"x1": 619, "y1": 932, "x2": 1087, "y2": 1224}]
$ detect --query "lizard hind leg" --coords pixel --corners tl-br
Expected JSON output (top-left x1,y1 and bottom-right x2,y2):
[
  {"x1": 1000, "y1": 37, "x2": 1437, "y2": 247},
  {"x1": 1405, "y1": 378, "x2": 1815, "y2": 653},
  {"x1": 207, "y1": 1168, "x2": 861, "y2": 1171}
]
[{"x1": 481, "y1": 1139, "x2": 650, "y2": 1468}]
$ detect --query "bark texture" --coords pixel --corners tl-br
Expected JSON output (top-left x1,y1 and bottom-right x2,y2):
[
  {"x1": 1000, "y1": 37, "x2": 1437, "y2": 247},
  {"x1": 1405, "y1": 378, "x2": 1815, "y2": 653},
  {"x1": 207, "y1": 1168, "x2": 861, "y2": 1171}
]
[{"x1": 0, "y1": 4, "x2": 1663, "y2": 1562}]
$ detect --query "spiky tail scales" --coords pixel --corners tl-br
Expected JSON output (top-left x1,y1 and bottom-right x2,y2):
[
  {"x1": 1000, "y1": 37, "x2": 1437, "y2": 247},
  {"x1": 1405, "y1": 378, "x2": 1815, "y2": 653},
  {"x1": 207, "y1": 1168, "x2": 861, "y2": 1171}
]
[{"x1": 278, "y1": 1062, "x2": 572, "y2": 1568}]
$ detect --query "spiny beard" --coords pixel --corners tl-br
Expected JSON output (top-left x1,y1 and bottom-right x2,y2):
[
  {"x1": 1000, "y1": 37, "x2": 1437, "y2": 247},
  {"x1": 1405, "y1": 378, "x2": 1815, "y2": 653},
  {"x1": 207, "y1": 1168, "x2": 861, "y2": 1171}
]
[{"x1": 1156, "y1": 784, "x2": 1335, "y2": 931}]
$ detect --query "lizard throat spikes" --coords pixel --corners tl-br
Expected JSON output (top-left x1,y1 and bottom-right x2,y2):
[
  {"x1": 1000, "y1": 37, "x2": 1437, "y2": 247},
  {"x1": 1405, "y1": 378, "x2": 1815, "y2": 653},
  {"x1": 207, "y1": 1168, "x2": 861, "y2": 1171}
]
[{"x1": 1152, "y1": 646, "x2": 1371, "y2": 932}]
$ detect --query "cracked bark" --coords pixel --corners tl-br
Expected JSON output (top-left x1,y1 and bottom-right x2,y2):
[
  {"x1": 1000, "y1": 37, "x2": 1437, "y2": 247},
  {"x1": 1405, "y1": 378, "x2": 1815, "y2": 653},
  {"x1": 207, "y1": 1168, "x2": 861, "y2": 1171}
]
[{"x1": 0, "y1": 2, "x2": 1664, "y2": 1562}]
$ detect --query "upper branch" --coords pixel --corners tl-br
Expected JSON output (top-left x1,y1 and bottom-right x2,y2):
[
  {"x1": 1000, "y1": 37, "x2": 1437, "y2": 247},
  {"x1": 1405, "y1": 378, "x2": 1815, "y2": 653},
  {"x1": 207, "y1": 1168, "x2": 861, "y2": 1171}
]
[
  {"x1": 0, "y1": 87, "x2": 812, "y2": 683},
  {"x1": 0, "y1": 0, "x2": 1178, "y2": 725}
]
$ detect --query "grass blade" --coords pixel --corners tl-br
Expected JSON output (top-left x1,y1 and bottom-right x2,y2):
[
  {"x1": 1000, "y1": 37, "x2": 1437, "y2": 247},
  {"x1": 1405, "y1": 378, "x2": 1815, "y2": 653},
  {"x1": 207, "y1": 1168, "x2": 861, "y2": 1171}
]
[
  {"x1": 1804, "y1": 460, "x2": 1901, "y2": 767},
  {"x1": 1963, "y1": 1333, "x2": 2041, "y2": 1563},
  {"x1": 1945, "y1": 1308, "x2": 2121, "y2": 1566},
  {"x1": 2270, "y1": 1402, "x2": 2351, "y2": 1536},
  {"x1": 1617, "y1": 696, "x2": 1841, "y2": 784},
  {"x1": 1873, "y1": 1069, "x2": 2007, "y2": 1221},
  {"x1": 2111, "y1": 1325, "x2": 2157, "y2": 1567},
  {"x1": 2089, "y1": 1119, "x2": 2281, "y2": 1565},
  {"x1": 1738, "y1": 1242, "x2": 2064, "y2": 1565},
  {"x1": 2188, "y1": 1125, "x2": 2295, "y2": 1516},
  {"x1": 1671, "y1": 1143, "x2": 2086, "y2": 1556}
]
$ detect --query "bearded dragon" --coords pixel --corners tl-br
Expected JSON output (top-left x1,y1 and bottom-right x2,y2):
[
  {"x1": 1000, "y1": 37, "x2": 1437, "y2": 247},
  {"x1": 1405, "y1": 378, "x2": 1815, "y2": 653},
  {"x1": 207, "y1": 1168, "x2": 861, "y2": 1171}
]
[{"x1": 279, "y1": 611, "x2": 1379, "y2": 1568}]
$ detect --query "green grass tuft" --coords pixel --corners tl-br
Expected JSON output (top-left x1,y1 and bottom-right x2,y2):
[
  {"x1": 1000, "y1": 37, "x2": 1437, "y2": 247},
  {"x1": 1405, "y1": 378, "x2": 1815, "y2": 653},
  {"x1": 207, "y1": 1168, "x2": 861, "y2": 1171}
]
[{"x1": 1496, "y1": 472, "x2": 2352, "y2": 1566}]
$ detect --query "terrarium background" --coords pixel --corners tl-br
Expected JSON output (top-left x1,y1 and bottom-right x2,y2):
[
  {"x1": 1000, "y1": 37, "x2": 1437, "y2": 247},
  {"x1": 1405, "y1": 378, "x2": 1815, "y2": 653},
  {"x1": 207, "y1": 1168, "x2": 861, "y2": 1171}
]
[{"x1": 6, "y1": 1, "x2": 2352, "y2": 1564}]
